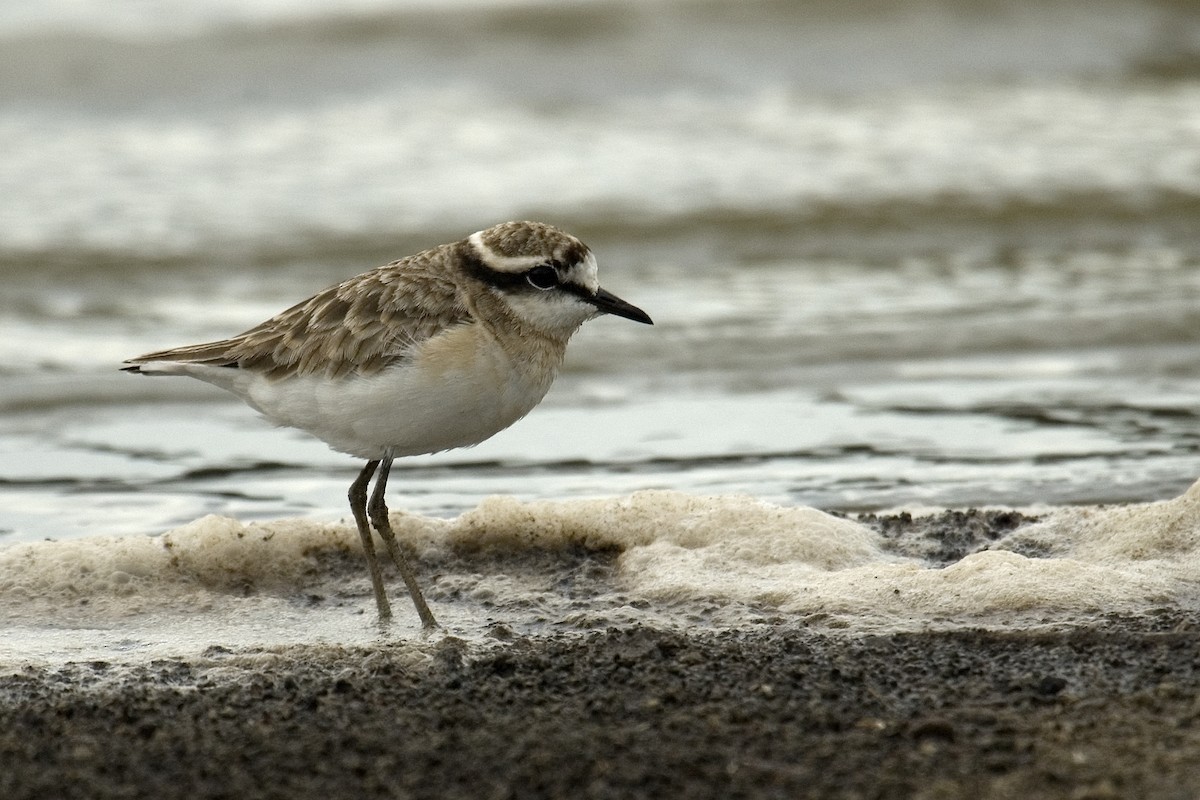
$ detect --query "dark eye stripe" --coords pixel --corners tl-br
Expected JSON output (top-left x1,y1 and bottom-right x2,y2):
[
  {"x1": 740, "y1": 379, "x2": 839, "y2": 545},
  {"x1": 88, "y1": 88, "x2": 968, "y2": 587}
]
[
  {"x1": 557, "y1": 282, "x2": 593, "y2": 301},
  {"x1": 461, "y1": 247, "x2": 572, "y2": 294},
  {"x1": 460, "y1": 248, "x2": 530, "y2": 290}
]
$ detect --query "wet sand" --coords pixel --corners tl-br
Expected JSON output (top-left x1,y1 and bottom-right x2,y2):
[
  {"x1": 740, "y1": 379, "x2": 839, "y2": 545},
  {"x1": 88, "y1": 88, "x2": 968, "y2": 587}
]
[{"x1": 3, "y1": 614, "x2": 1199, "y2": 800}]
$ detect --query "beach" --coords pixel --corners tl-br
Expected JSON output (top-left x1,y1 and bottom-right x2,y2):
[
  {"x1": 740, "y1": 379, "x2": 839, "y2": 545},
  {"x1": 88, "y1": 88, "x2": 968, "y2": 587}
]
[
  {"x1": 4, "y1": 614, "x2": 1199, "y2": 800},
  {"x1": 5, "y1": 502, "x2": 1200, "y2": 800},
  {"x1": 5, "y1": 494, "x2": 1200, "y2": 797}
]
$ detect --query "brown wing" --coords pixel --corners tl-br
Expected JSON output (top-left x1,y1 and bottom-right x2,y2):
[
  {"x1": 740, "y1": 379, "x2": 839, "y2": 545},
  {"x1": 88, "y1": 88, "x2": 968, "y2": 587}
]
[{"x1": 126, "y1": 246, "x2": 471, "y2": 379}]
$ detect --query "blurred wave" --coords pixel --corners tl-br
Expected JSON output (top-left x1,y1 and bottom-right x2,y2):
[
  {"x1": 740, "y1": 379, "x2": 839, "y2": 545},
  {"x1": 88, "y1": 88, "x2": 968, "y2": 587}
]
[{"x1": 3, "y1": 0, "x2": 1200, "y2": 540}]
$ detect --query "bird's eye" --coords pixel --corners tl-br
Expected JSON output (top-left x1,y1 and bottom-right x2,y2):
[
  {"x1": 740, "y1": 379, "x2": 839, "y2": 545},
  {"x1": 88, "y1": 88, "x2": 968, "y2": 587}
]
[{"x1": 526, "y1": 265, "x2": 558, "y2": 290}]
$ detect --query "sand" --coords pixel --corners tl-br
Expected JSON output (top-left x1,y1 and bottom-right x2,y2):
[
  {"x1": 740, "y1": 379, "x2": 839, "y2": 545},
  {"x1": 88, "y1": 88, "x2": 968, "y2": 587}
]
[{"x1": 3, "y1": 613, "x2": 1200, "y2": 800}]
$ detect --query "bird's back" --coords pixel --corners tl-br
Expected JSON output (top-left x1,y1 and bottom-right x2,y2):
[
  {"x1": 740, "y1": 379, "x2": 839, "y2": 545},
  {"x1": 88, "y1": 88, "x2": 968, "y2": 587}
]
[{"x1": 124, "y1": 243, "x2": 471, "y2": 380}]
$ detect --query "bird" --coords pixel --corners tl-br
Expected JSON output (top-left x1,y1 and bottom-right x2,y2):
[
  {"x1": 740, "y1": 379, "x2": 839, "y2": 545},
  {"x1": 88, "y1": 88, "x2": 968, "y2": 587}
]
[{"x1": 122, "y1": 221, "x2": 653, "y2": 628}]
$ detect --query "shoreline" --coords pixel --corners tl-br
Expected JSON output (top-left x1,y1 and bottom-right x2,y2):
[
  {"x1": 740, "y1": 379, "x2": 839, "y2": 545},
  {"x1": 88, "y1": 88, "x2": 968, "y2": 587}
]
[{"x1": 3, "y1": 615, "x2": 1199, "y2": 799}]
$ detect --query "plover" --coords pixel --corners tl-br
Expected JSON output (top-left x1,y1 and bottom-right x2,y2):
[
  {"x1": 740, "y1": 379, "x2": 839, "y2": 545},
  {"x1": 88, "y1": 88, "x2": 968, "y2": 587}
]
[{"x1": 123, "y1": 221, "x2": 653, "y2": 627}]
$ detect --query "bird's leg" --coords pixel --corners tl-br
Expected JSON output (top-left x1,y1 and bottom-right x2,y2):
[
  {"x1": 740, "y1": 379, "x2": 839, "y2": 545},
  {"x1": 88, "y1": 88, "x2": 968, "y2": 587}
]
[
  {"x1": 368, "y1": 457, "x2": 438, "y2": 629},
  {"x1": 349, "y1": 459, "x2": 392, "y2": 620}
]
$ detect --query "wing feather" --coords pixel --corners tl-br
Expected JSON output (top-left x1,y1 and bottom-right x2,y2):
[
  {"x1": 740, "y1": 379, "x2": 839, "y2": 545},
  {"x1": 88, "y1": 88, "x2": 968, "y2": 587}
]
[{"x1": 125, "y1": 246, "x2": 471, "y2": 379}]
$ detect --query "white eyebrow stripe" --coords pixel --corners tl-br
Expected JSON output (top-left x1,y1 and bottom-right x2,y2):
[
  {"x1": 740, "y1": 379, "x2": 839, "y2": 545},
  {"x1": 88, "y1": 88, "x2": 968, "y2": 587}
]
[
  {"x1": 469, "y1": 231, "x2": 550, "y2": 273},
  {"x1": 573, "y1": 251, "x2": 600, "y2": 292}
]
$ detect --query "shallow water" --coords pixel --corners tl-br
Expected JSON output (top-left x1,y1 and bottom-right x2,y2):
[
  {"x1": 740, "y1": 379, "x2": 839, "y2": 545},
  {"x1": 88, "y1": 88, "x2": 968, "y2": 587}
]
[{"x1": 3, "y1": 0, "x2": 1200, "y2": 662}]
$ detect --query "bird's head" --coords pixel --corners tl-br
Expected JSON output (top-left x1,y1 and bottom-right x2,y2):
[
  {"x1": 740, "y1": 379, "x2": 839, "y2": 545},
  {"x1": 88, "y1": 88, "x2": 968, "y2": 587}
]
[{"x1": 461, "y1": 221, "x2": 653, "y2": 336}]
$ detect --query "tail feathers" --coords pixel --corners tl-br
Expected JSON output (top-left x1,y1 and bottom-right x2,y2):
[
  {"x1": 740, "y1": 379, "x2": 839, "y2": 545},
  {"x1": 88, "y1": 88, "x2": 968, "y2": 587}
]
[
  {"x1": 122, "y1": 340, "x2": 240, "y2": 375},
  {"x1": 120, "y1": 360, "x2": 210, "y2": 377}
]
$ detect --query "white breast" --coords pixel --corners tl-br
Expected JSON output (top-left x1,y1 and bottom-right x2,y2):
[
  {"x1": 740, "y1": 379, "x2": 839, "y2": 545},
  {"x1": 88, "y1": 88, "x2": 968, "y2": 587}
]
[{"x1": 179, "y1": 323, "x2": 561, "y2": 460}]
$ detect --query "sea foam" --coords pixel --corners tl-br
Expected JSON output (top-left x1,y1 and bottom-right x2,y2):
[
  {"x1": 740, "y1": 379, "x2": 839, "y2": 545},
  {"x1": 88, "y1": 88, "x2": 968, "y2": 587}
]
[{"x1": 2, "y1": 483, "x2": 1199, "y2": 665}]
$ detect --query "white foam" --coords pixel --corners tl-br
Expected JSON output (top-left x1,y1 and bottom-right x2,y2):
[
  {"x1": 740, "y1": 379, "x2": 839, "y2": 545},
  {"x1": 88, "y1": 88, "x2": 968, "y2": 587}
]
[
  {"x1": 440, "y1": 488, "x2": 1200, "y2": 627},
  {"x1": 3, "y1": 484, "x2": 1199, "y2": 666},
  {"x1": 0, "y1": 515, "x2": 430, "y2": 668},
  {"x1": 445, "y1": 492, "x2": 880, "y2": 566},
  {"x1": 0, "y1": 516, "x2": 352, "y2": 618}
]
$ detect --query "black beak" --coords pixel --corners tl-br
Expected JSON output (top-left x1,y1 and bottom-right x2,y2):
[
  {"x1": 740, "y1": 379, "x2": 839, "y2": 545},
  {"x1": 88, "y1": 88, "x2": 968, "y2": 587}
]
[{"x1": 588, "y1": 287, "x2": 654, "y2": 325}]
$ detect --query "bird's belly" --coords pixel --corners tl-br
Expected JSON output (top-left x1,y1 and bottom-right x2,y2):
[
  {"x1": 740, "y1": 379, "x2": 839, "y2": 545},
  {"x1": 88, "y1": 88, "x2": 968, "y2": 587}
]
[{"x1": 238, "y1": 336, "x2": 557, "y2": 459}]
